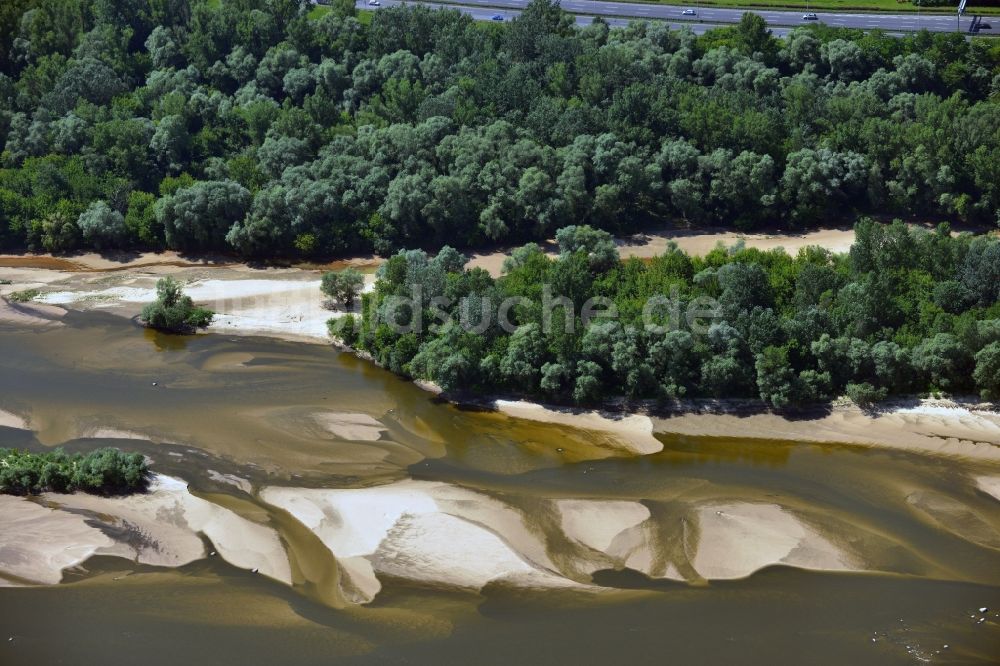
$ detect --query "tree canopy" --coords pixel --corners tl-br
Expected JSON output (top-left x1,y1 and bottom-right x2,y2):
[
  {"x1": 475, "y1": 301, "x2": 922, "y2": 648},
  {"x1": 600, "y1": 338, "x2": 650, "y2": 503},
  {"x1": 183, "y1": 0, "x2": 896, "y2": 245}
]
[
  {"x1": 0, "y1": 0, "x2": 997, "y2": 259},
  {"x1": 139, "y1": 276, "x2": 214, "y2": 333},
  {"x1": 0, "y1": 447, "x2": 149, "y2": 495},
  {"x1": 340, "y1": 220, "x2": 1000, "y2": 406}
]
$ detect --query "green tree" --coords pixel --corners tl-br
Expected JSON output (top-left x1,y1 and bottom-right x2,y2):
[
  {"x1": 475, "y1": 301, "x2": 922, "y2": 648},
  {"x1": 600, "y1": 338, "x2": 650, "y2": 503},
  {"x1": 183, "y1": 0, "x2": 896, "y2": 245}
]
[
  {"x1": 555, "y1": 225, "x2": 618, "y2": 273},
  {"x1": 912, "y1": 333, "x2": 972, "y2": 392},
  {"x1": 321, "y1": 268, "x2": 365, "y2": 309},
  {"x1": 973, "y1": 342, "x2": 1000, "y2": 401},
  {"x1": 845, "y1": 382, "x2": 887, "y2": 407},
  {"x1": 139, "y1": 277, "x2": 214, "y2": 333},
  {"x1": 755, "y1": 345, "x2": 796, "y2": 408},
  {"x1": 0, "y1": 447, "x2": 148, "y2": 496},
  {"x1": 156, "y1": 180, "x2": 251, "y2": 251},
  {"x1": 77, "y1": 200, "x2": 127, "y2": 249}
]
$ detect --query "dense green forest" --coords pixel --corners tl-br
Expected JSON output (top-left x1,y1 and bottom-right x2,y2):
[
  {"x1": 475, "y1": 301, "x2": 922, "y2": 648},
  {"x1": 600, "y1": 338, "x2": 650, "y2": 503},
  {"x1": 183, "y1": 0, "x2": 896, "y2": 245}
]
[
  {"x1": 337, "y1": 220, "x2": 1000, "y2": 406},
  {"x1": 0, "y1": 447, "x2": 149, "y2": 495},
  {"x1": 0, "y1": 0, "x2": 998, "y2": 258}
]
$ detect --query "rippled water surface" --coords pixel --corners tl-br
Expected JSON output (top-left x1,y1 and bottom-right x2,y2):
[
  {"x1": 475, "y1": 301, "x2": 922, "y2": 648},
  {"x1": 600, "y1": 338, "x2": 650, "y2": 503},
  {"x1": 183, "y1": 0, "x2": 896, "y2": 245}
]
[{"x1": 1, "y1": 312, "x2": 998, "y2": 665}]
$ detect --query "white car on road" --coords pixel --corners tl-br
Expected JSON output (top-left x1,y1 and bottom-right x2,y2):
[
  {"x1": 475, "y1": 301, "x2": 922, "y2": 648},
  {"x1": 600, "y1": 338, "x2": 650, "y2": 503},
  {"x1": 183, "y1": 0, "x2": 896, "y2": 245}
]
[
  {"x1": 682, "y1": 8, "x2": 697, "y2": 16},
  {"x1": 802, "y1": 12, "x2": 818, "y2": 20}
]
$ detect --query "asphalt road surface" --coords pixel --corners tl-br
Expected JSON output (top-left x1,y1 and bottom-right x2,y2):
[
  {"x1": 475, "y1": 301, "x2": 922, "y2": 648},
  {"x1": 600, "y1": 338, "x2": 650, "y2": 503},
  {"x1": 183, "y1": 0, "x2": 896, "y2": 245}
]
[{"x1": 353, "y1": 0, "x2": 980, "y2": 35}]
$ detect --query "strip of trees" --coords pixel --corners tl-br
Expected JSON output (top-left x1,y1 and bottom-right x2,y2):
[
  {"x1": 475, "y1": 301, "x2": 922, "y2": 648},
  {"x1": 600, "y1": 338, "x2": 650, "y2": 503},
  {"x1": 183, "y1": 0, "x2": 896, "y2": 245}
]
[
  {"x1": 339, "y1": 220, "x2": 1000, "y2": 407},
  {"x1": 1, "y1": 1, "x2": 998, "y2": 259},
  {"x1": 0, "y1": 447, "x2": 149, "y2": 495}
]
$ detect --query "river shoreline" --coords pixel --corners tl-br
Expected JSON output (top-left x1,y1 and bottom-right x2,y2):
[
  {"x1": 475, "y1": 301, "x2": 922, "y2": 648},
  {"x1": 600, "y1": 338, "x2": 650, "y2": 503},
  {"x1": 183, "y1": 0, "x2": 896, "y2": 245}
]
[
  {"x1": 3, "y1": 256, "x2": 1000, "y2": 461},
  {"x1": 1, "y1": 304, "x2": 999, "y2": 611},
  {"x1": 2, "y1": 238, "x2": 1000, "y2": 597}
]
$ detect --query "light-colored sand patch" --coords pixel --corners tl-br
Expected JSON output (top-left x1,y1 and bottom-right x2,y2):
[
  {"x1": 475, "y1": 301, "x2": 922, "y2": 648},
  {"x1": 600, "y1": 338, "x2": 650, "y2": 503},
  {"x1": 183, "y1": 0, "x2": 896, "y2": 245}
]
[
  {"x1": 692, "y1": 503, "x2": 854, "y2": 580},
  {"x1": 371, "y1": 512, "x2": 557, "y2": 590},
  {"x1": 495, "y1": 400, "x2": 662, "y2": 455},
  {"x1": 616, "y1": 226, "x2": 857, "y2": 261},
  {"x1": 654, "y1": 402, "x2": 1000, "y2": 461},
  {"x1": 553, "y1": 499, "x2": 678, "y2": 580},
  {"x1": 37, "y1": 285, "x2": 152, "y2": 305},
  {"x1": 0, "y1": 495, "x2": 114, "y2": 585},
  {"x1": 314, "y1": 412, "x2": 387, "y2": 442},
  {"x1": 44, "y1": 475, "x2": 291, "y2": 584},
  {"x1": 977, "y1": 476, "x2": 1000, "y2": 503},
  {"x1": 557, "y1": 499, "x2": 651, "y2": 553},
  {"x1": 0, "y1": 408, "x2": 28, "y2": 430},
  {"x1": 191, "y1": 279, "x2": 329, "y2": 340},
  {"x1": 260, "y1": 480, "x2": 575, "y2": 603},
  {"x1": 207, "y1": 470, "x2": 254, "y2": 494},
  {"x1": 80, "y1": 427, "x2": 152, "y2": 441},
  {"x1": 464, "y1": 227, "x2": 859, "y2": 277},
  {"x1": 35, "y1": 275, "x2": 347, "y2": 343}
]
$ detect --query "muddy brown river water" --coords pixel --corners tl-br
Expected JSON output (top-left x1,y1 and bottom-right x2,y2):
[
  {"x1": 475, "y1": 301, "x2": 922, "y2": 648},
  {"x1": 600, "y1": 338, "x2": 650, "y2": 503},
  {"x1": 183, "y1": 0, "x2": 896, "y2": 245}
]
[{"x1": 0, "y1": 311, "x2": 998, "y2": 665}]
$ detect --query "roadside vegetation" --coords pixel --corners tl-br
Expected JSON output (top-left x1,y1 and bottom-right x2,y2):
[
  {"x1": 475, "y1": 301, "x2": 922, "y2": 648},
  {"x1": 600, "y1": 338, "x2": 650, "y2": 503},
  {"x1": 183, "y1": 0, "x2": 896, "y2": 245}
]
[
  {"x1": 0, "y1": 1, "x2": 997, "y2": 260},
  {"x1": 0, "y1": 447, "x2": 149, "y2": 495},
  {"x1": 338, "y1": 219, "x2": 1000, "y2": 408},
  {"x1": 139, "y1": 277, "x2": 214, "y2": 333}
]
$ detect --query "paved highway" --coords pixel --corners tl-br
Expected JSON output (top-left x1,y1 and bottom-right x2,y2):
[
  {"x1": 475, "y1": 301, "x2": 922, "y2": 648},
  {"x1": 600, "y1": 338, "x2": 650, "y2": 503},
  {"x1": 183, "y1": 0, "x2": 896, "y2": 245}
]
[
  {"x1": 354, "y1": 0, "x2": 982, "y2": 35},
  {"x1": 355, "y1": 0, "x2": 798, "y2": 34}
]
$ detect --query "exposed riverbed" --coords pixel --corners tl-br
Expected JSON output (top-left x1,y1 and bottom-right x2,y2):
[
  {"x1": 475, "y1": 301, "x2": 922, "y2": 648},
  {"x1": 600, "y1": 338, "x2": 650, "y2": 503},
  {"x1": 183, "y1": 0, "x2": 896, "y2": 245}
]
[{"x1": 1, "y1": 310, "x2": 999, "y2": 664}]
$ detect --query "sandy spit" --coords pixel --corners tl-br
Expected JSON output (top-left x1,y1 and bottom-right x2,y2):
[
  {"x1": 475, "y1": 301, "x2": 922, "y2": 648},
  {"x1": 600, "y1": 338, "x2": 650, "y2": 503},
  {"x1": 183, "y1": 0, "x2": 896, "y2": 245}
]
[
  {"x1": 653, "y1": 400, "x2": 1000, "y2": 462},
  {"x1": 692, "y1": 503, "x2": 854, "y2": 580},
  {"x1": 977, "y1": 476, "x2": 1000, "y2": 503},
  {"x1": 495, "y1": 400, "x2": 663, "y2": 456},
  {"x1": 42, "y1": 475, "x2": 292, "y2": 585},
  {"x1": 0, "y1": 408, "x2": 29, "y2": 430},
  {"x1": 262, "y1": 481, "x2": 874, "y2": 602},
  {"x1": 260, "y1": 480, "x2": 579, "y2": 604},
  {"x1": 0, "y1": 495, "x2": 115, "y2": 585}
]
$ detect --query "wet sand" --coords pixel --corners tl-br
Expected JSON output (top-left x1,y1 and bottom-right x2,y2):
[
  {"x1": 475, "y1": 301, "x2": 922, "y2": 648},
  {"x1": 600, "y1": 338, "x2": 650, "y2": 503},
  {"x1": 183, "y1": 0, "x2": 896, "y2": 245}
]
[
  {"x1": 0, "y1": 475, "x2": 292, "y2": 586},
  {"x1": 0, "y1": 496, "x2": 114, "y2": 585},
  {"x1": 1, "y1": 315, "x2": 999, "y2": 663},
  {"x1": 494, "y1": 400, "x2": 663, "y2": 456},
  {"x1": 653, "y1": 401, "x2": 1000, "y2": 462},
  {"x1": 0, "y1": 408, "x2": 28, "y2": 430}
]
